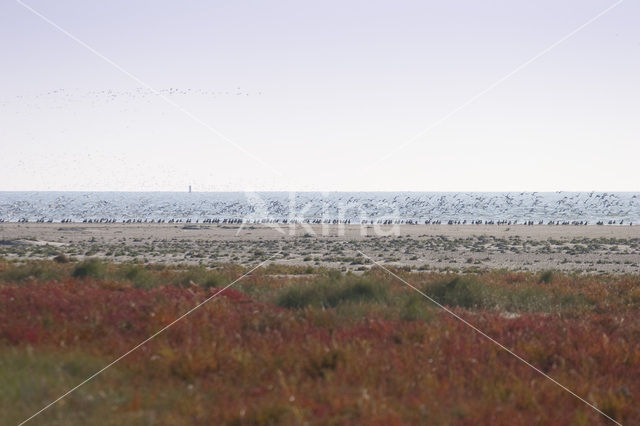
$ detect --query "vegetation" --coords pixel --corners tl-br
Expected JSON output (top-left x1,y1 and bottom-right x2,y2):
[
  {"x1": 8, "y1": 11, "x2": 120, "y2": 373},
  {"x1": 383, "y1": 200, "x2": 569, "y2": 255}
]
[
  {"x1": 276, "y1": 275, "x2": 389, "y2": 309},
  {"x1": 2, "y1": 233, "x2": 639, "y2": 274},
  {"x1": 1, "y1": 259, "x2": 639, "y2": 424}
]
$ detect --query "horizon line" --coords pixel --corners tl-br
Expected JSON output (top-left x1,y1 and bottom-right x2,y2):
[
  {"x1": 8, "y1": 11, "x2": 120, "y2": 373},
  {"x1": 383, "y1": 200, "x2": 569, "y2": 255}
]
[{"x1": 1, "y1": 189, "x2": 639, "y2": 193}]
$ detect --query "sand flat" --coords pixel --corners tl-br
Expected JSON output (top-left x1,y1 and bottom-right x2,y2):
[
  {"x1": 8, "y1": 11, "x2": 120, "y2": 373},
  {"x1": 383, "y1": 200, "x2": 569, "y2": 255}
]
[
  {"x1": 1, "y1": 223, "x2": 639, "y2": 273},
  {"x1": 2, "y1": 222, "x2": 640, "y2": 242}
]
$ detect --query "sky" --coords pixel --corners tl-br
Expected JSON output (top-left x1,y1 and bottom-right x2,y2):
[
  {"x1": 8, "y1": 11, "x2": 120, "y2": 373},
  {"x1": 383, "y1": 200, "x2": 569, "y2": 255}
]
[{"x1": 1, "y1": 0, "x2": 639, "y2": 192}]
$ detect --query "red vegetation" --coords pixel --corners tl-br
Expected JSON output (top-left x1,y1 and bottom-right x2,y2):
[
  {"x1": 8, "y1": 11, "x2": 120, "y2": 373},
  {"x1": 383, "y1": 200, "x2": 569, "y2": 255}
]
[{"x1": 1, "y1": 274, "x2": 639, "y2": 424}]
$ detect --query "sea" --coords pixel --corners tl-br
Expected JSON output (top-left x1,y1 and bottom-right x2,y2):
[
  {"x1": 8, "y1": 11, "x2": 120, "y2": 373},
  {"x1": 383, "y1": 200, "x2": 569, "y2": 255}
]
[{"x1": 0, "y1": 192, "x2": 638, "y2": 224}]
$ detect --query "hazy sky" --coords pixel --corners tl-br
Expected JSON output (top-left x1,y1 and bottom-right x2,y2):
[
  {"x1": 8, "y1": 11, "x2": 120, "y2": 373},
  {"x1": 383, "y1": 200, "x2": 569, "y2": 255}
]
[{"x1": 1, "y1": 0, "x2": 638, "y2": 191}]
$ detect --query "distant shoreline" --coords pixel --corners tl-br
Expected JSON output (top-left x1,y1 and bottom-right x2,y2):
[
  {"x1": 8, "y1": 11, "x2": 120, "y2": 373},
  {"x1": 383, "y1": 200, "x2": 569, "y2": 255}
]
[
  {"x1": 0, "y1": 219, "x2": 636, "y2": 226},
  {"x1": 2, "y1": 222, "x2": 640, "y2": 240},
  {"x1": 2, "y1": 192, "x2": 639, "y2": 224}
]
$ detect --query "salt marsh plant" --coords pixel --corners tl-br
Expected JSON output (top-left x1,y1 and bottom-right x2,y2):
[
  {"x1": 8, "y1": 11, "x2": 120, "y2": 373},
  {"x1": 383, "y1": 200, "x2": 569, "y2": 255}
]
[{"x1": 1, "y1": 260, "x2": 638, "y2": 424}]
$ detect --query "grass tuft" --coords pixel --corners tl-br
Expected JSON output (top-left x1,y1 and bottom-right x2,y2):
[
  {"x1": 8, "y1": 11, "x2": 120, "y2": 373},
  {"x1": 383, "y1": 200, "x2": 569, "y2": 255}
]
[
  {"x1": 276, "y1": 275, "x2": 388, "y2": 309},
  {"x1": 538, "y1": 270, "x2": 555, "y2": 284},
  {"x1": 72, "y1": 258, "x2": 106, "y2": 279}
]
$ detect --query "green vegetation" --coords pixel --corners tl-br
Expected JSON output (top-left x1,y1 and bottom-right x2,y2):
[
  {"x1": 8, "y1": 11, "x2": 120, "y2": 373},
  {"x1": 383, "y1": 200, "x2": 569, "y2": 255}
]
[
  {"x1": 538, "y1": 269, "x2": 555, "y2": 284},
  {"x1": 72, "y1": 258, "x2": 107, "y2": 279},
  {"x1": 276, "y1": 275, "x2": 388, "y2": 309},
  {"x1": 1, "y1": 260, "x2": 639, "y2": 424},
  {"x1": 424, "y1": 275, "x2": 592, "y2": 313}
]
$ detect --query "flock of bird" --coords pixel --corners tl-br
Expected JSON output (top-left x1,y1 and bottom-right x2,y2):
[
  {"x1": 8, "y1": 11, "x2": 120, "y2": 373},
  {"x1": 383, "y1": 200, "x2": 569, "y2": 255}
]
[
  {"x1": 1, "y1": 192, "x2": 638, "y2": 225},
  {"x1": 2, "y1": 87, "x2": 260, "y2": 112},
  {"x1": 5, "y1": 217, "x2": 632, "y2": 226}
]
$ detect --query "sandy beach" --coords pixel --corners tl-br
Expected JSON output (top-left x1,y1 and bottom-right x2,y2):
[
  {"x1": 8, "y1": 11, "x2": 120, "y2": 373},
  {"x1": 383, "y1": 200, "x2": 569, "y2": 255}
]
[{"x1": 2, "y1": 223, "x2": 639, "y2": 273}]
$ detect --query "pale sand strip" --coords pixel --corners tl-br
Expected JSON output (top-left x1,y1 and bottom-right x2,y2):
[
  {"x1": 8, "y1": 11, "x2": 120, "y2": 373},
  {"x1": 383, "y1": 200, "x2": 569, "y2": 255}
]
[{"x1": 2, "y1": 223, "x2": 640, "y2": 243}]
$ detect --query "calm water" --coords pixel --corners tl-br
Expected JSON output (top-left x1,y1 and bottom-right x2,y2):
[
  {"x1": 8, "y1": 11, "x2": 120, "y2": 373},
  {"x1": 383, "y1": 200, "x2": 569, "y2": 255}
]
[{"x1": 0, "y1": 192, "x2": 638, "y2": 224}]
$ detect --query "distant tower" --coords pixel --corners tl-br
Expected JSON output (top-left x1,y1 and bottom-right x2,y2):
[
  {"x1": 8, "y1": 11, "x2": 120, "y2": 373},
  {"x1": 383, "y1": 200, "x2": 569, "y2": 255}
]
[{"x1": 189, "y1": 185, "x2": 192, "y2": 193}]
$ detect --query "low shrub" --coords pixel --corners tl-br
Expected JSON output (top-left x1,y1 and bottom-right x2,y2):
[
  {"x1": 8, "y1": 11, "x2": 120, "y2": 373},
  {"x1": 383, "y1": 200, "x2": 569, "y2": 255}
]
[
  {"x1": 122, "y1": 265, "x2": 156, "y2": 289},
  {"x1": 425, "y1": 274, "x2": 593, "y2": 313},
  {"x1": 174, "y1": 266, "x2": 228, "y2": 289},
  {"x1": 426, "y1": 276, "x2": 488, "y2": 309},
  {"x1": 399, "y1": 293, "x2": 435, "y2": 322},
  {"x1": 538, "y1": 270, "x2": 555, "y2": 284},
  {"x1": 0, "y1": 261, "x2": 69, "y2": 283},
  {"x1": 276, "y1": 276, "x2": 388, "y2": 309},
  {"x1": 53, "y1": 253, "x2": 69, "y2": 263},
  {"x1": 72, "y1": 259, "x2": 106, "y2": 279}
]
